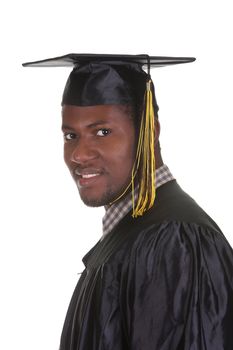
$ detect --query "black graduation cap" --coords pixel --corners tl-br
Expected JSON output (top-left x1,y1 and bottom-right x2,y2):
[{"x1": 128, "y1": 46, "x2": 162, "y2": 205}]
[
  {"x1": 23, "y1": 53, "x2": 196, "y2": 217},
  {"x1": 23, "y1": 53, "x2": 195, "y2": 109}
]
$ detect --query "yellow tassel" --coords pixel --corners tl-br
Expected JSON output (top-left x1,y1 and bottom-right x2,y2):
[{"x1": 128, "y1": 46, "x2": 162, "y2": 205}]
[
  {"x1": 109, "y1": 79, "x2": 156, "y2": 215},
  {"x1": 132, "y1": 80, "x2": 156, "y2": 217}
]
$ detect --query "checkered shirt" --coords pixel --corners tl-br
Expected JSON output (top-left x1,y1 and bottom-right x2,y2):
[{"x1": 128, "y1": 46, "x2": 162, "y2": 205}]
[{"x1": 102, "y1": 164, "x2": 175, "y2": 237}]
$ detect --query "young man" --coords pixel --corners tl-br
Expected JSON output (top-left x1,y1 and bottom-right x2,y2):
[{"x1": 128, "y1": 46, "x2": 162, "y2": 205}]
[{"x1": 23, "y1": 54, "x2": 233, "y2": 350}]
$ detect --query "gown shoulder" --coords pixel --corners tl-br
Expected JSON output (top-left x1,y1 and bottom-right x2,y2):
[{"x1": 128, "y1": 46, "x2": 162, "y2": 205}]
[{"x1": 118, "y1": 219, "x2": 233, "y2": 349}]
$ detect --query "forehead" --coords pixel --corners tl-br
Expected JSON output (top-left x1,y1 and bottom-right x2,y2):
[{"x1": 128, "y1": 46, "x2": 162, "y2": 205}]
[{"x1": 62, "y1": 104, "x2": 134, "y2": 127}]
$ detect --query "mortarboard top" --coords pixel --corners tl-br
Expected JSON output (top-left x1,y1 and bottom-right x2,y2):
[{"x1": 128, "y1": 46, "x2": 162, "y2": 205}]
[
  {"x1": 22, "y1": 53, "x2": 195, "y2": 68},
  {"x1": 23, "y1": 53, "x2": 196, "y2": 217}
]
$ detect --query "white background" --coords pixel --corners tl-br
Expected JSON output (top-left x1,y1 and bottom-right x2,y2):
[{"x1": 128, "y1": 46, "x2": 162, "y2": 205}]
[{"x1": 0, "y1": 0, "x2": 232, "y2": 349}]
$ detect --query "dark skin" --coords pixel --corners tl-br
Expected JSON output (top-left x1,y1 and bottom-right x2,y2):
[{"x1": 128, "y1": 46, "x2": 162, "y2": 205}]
[{"x1": 62, "y1": 104, "x2": 163, "y2": 207}]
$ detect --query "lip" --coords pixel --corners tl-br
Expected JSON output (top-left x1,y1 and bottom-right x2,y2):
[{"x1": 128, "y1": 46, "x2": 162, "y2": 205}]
[
  {"x1": 74, "y1": 167, "x2": 102, "y2": 176},
  {"x1": 77, "y1": 173, "x2": 102, "y2": 188},
  {"x1": 73, "y1": 167, "x2": 104, "y2": 188}
]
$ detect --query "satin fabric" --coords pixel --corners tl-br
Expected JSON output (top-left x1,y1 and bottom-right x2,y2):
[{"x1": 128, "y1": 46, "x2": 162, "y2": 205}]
[
  {"x1": 60, "y1": 180, "x2": 233, "y2": 350},
  {"x1": 61, "y1": 62, "x2": 157, "y2": 112}
]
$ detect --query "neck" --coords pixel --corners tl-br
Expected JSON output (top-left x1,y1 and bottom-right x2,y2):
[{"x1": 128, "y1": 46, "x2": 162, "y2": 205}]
[{"x1": 155, "y1": 148, "x2": 164, "y2": 169}]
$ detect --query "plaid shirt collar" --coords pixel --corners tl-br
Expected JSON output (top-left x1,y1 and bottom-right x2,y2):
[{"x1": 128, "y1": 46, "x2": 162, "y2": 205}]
[{"x1": 102, "y1": 164, "x2": 174, "y2": 237}]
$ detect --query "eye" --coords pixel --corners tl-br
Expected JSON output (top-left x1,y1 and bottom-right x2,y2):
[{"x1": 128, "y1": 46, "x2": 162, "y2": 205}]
[
  {"x1": 96, "y1": 129, "x2": 111, "y2": 137},
  {"x1": 64, "y1": 132, "x2": 76, "y2": 141}
]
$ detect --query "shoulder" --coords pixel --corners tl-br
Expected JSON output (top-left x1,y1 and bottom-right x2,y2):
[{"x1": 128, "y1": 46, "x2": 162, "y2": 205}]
[
  {"x1": 112, "y1": 180, "x2": 232, "y2": 263},
  {"x1": 119, "y1": 220, "x2": 233, "y2": 296},
  {"x1": 130, "y1": 220, "x2": 230, "y2": 256},
  {"x1": 127, "y1": 220, "x2": 224, "y2": 257},
  {"x1": 100, "y1": 180, "x2": 232, "y2": 269}
]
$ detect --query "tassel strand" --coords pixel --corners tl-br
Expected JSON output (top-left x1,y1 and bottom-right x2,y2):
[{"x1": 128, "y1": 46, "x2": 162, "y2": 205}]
[{"x1": 132, "y1": 80, "x2": 156, "y2": 217}]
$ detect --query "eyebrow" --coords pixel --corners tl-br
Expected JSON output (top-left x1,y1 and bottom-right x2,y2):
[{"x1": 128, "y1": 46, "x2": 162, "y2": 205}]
[
  {"x1": 87, "y1": 120, "x2": 111, "y2": 128},
  {"x1": 61, "y1": 120, "x2": 111, "y2": 131},
  {"x1": 61, "y1": 124, "x2": 75, "y2": 131}
]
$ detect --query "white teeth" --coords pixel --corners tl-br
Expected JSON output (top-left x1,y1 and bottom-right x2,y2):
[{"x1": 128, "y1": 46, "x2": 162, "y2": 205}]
[{"x1": 82, "y1": 174, "x2": 99, "y2": 179}]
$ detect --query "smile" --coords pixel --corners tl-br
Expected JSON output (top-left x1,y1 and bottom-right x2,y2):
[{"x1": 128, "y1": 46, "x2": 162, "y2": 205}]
[
  {"x1": 76, "y1": 172, "x2": 102, "y2": 188},
  {"x1": 80, "y1": 173, "x2": 100, "y2": 179}
]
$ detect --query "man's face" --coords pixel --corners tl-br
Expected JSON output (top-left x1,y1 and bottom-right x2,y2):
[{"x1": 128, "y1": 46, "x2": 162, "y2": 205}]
[{"x1": 62, "y1": 105, "x2": 136, "y2": 207}]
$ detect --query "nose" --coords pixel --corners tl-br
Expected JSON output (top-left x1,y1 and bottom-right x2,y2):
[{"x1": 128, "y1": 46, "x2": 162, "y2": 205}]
[{"x1": 70, "y1": 138, "x2": 98, "y2": 164}]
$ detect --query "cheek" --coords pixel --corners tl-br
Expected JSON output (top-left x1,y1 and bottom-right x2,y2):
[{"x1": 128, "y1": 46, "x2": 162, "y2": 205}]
[
  {"x1": 121, "y1": 133, "x2": 136, "y2": 162},
  {"x1": 63, "y1": 145, "x2": 72, "y2": 167},
  {"x1": 104, "y1": 138, "x2": 136, "y2": 172}
]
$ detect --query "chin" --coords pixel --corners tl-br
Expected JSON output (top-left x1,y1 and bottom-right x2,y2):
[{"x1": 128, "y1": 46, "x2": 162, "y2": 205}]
[
  {"x1": 81, "y1": 198, "x2": 105, "y2": 207},
  {"x1": 79, "y1": 193, "x2": 109, "y2": 208},
  {"x1": 79, "y1": 188, "x2": 118, "y2": 208}
]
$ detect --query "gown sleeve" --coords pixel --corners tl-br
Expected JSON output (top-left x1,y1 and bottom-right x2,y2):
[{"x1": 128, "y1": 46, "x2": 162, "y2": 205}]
[{"x1": 119, "y1": 221, "x2": 233, "y2": 350}]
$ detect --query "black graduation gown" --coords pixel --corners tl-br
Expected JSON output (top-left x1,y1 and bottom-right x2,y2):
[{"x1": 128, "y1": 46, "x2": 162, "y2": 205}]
[{"x1": 59, "y1": 180, "x2": 233, "y2": 350}]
